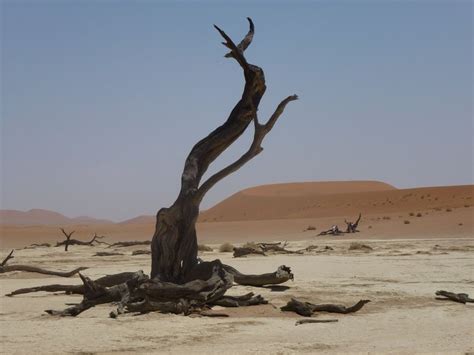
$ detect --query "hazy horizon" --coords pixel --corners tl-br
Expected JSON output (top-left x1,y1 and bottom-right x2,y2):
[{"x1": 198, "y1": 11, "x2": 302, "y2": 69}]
[{"x1": 2, "y1": 1, "x2": 472, "y2": 221}]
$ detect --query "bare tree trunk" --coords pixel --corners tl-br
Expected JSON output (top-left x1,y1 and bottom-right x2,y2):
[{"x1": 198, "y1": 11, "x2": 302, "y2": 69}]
[{"x1": 150, "y1": 18, "x2": 297, "y2": 282}]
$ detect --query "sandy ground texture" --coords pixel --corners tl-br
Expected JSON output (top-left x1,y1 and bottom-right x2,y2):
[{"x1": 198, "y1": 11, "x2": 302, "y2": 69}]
[{"x1": 1, "y1": 237, "x2": 473, "y2": 354}]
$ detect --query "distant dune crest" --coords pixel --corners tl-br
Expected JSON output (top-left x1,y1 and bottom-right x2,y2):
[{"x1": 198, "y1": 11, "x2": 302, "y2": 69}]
[
  {"x1": 240, "y1": 181, "x2": 396, "y2": 197},
  {"x1": 0, "y1": 208, "x2": 113, "y2": 226}
]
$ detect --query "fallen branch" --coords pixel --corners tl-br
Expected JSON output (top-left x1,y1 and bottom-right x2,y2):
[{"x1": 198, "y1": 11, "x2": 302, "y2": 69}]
[
  {"x1": 93, "y1": 252, "x2": 124, "y2": 257},
  {"x1": 281, "y1": 298, "x2": 370, "y2": 317},
  {"x1": 295, "y1": 319, "x2": 338, "y2": 326},
  {"x1": 6, "y1": 271, "x2": 144, "y2": 296},
  {"x1": 435, "y1": 290, "x2": 474, "y2": 304},
  {"x1": 233, "y1": 247, "x2": 266, "y2": 257},
  {"x1": 223, "y1": 264, "x2": 293, "y2": 287},
  {"x1": 0, "y1": 250, "x2": 88, "y2": 277},
  {"x1": 108, "y1": 241, "x2": 151, "y2": 248}
]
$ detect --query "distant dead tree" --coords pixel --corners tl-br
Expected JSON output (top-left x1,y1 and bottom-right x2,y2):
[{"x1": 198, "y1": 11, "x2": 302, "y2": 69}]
[
  {"x1": 345, "y1": 213, "x2": 362, "y2": 233},
  {"x1": 56, "y1": 229, "x2": 109, "y2": 251}
]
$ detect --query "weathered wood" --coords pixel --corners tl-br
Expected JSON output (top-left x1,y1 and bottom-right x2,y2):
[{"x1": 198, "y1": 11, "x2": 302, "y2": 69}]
[
  {"x1": 295, "y1": 319, "x2": 338, "y2": 326},
  {"x1": 0, "y1": 249, "x2": 88, "y2": 277},
  {"x1": 132, "y1": 249, "x2": 151, "y2": 256},
  {"x1": 109, "y1": 241, "x2": 151, "y2": 248},
  {"x1": 150, "y1": 18, "x2": 297, "y2": 282},
  {"x1": 57, "y1": 230, "x2": 108, "y2": 250},
  {"x1": 93, "y1": 252, "x2": 124, "y2": 257},
  {"x1": 435, "y1": 290, "x2": 474, "y2": 304},
  {"x1": 233, "y1": 247, "x2": 266, "y2": 257},
  {"x1": 281, "y1": 298, "x2": 370, "y2": 317},
  {"x1": 6, "y1": 271, "x2": 144, "y2": 296},
  {"x1": 223, "y1": 264, "x2": 293, "y2": 287},
  {"x1": 1, "y1": 250, "x2": 14, "y2": 266},
  {"x1": 211, "y1": 292, "x2": 267, "y2": 307}
]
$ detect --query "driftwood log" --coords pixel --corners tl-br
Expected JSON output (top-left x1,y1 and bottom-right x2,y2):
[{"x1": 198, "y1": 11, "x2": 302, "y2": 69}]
[
  {"x1": 435, "y1": 290, "x2": 474, "y2": 304},
  {"x1": 0, "y1": 250, "x2": 88, "y2": 277},
  {"x1": 281, "y1": 298, "x2": 370, "y2": 317}
]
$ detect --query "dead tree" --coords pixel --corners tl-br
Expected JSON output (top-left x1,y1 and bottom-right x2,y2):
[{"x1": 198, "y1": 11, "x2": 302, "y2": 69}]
[
  {"x1": 56, "y1": 229, "x2": 109, "y2": 250},
  {"x1": 12, "y1": 19, "x2": 297, "y2": 318},
  {"x1": 150, "y1": 18, "x2": 297, "y2": 282},
  {"x1": 345, "y1": 213, "x2": 362, "y2": 233},
  {"x1": 59, "y1": 228, "x2": 75, "y2": 251},
  {"x1": 0, "y1": 250, "x2": 88, "y2": 277}
]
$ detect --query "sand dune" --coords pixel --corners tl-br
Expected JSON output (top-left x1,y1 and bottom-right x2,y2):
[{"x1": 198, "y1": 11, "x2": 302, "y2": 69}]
[
  {"x1": 0, "y1": 208, "x2": 113, "y2": 226},
  {"x1": 0, "y1": 183, "x2": 472, "y2": 249},
  {"x1": 200, "y1": 184, "x2": 473, "y2": 222}
]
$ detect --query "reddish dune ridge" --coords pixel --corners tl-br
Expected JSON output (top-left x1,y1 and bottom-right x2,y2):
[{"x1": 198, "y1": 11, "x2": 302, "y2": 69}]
[{"x1": 199, "y1": 181, "x2": 472, "y2": 222}]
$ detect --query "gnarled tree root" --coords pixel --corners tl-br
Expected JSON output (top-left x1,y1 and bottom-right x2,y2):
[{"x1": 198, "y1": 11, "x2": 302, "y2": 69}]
[
  {"x1": 281, "y1": 298, "x2": 370, "y2": 317},
  {"x1": 435, "y1": 290, "x2": 474, "y2": 304}
]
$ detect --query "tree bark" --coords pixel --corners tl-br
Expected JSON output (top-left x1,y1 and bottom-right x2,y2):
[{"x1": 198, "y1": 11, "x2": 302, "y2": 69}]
[{"x1": 150, "y1": 18, "x2": 297, "y2": 282}]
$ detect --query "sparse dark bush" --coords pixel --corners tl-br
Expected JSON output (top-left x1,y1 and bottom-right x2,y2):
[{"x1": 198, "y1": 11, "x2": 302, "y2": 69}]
[
  {"x1": 446, "y1": 208, "x2": 452, "y2": 212},
  {"x1": 219, "y1": 242, "x2": 234, "y2": 252},
  {"x1": 305, "y1": 225, "x2": 316, "y2": 231},
  {"x1": 416, "y1": 213, "x2": 422, "y2": 217},
  {"x1": 409, "y1": 212, "x2": 415, "y2": 217},
  {"x1": 404, "y1": 220, "x2": 410, "y2": 224},
  {"x1": 198, "y1": 244, "x2": 213, "y2": 252}
]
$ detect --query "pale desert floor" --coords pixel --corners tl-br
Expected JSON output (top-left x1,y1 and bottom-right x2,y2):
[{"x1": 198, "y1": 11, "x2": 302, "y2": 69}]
[{"x1": 1, "y1": 237, "x2": 473, "y2": 354}]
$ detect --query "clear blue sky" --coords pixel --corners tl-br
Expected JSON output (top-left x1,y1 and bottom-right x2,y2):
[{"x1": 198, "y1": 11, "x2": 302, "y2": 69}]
[{"x1": 1, "y1": 1, "x2": 472, "y2": 221}]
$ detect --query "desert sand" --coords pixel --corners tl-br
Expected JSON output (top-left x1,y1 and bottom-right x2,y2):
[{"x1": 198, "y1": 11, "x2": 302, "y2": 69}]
[
  {"x1": 0, "y1": 238, "x2": 473, "y2": 353},
  {"x1": 0, "y1": 182, "x2": 473, "y2": 353}
]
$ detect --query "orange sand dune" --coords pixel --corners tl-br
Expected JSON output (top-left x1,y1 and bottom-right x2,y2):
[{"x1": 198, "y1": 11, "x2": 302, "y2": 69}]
[{"x1": 200, "y1": 184, "x2": 473, "y2": 222}]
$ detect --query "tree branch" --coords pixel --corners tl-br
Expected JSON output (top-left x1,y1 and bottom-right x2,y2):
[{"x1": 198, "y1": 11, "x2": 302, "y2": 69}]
[
  {"x1": 177, "y1": 18, "x2": 265, "y2": 199},
  {"x1": 196, "y1": 95, "x2": 298, "y2": 201}
]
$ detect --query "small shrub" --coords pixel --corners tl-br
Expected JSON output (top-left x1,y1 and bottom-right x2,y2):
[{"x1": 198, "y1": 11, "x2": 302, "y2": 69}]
[
  {"x1": 368, "y1": 225, "x2": 373, "y2": 229},
  {"x1": 305, "y1": 225, "x2": 316, "y2": 231},
  {"x1": 404, "y1": 220, "x2": 410, "y2": 224},
  {"x1": 464, "y1": 204, "x2": 470, "y2": 208},
  {"x1": 198, "y1": 244, "x2": 213, "y2": 252},
  {"x1": 458, "y1": 223, "x2": 463, "y2": 226},
  {"x1": 219, "y1": 242, "x2": 234, "y2": 252},
  {"x1": 446, "y1": 208, "x2": 452, "y2": 212},
  {"x1": 409, "y1": 212, "x2": 415, "y2": 217},
  {"x1": 416, "y1": 213, "x2": 422, "y2": 217},
  {"x1": 382, "y1": 216, "x2": 391, "y2": 220}
]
